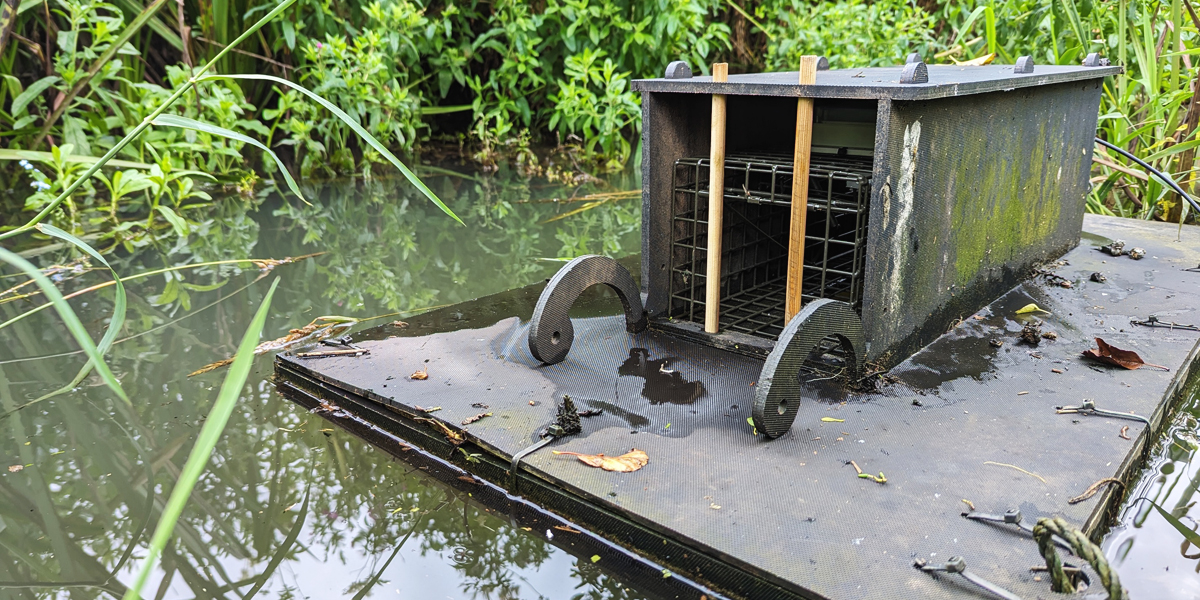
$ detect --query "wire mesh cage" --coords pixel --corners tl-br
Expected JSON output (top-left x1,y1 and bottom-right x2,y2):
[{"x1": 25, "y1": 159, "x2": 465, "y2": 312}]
[{"x1": 668, "y1": 153, "x2": 871, "y2": 341}]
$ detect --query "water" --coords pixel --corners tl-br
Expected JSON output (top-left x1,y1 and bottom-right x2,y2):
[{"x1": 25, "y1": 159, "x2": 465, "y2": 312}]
[
  {"x1": 1, "y1": 165, "x2": 1197, "y2": 599},
  {"x1": 0, "y1": 169, "x2": 646, "y2": 599},
  {"x1": 1102, "y1": 379, "x2": 1200, "y2": 598}
]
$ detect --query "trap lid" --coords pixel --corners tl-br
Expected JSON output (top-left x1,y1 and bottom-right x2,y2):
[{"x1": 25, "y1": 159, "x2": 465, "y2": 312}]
[{"x1": 632, "y1": 64, "x2": 1122, "y2": 101}]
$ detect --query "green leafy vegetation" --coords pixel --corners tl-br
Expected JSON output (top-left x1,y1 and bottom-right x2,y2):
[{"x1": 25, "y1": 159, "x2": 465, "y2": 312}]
[{"x1": 4, "y1": 0, "x2": 1199, "y2": 235}]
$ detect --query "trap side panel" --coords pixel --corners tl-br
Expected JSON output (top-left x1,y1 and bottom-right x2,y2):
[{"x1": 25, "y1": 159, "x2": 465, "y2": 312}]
[
  {"x1": 642, "y1": 91, "x2": 711, "y2": 318},
  {"x1": 861, "y1": 79, "x2": 1103, "y2": 367}
]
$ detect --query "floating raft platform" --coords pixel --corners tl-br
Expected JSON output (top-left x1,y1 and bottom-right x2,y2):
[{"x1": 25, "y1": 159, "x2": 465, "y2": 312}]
[{"x1": 276, "y1": 215, "x2": 1200, "y2": 600}]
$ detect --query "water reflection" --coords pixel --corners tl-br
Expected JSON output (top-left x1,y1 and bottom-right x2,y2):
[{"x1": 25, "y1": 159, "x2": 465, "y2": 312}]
[
  {"x1": 1103, "y1": 381, "x2": 1200, "y2": 599},
  {"x1": 0, "y1": 169, "x2": 645, "y2": 599}
]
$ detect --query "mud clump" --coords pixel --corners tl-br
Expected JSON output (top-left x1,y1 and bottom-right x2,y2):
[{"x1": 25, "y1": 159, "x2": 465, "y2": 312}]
[
  {"x1": 1020, "y1": 320, "x2": 1043, "y2": 346},
  {"x1": 555, "y1": 395, "x2": 583, "y2": 436}
]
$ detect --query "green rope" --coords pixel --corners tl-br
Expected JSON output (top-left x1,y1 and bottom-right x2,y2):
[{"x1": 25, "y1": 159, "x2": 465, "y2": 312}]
[{"x1": 1032, "y1": 517, "x2": 1126, "y2": 599}]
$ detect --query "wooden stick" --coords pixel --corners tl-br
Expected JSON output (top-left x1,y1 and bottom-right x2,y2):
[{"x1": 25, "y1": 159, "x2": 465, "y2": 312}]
[
  {"x1": 784, "y1": 56, "x2": 819, "y2": 324},
  {"x1": 704, "y1": 63, "x2": 729, "y2": 333}
]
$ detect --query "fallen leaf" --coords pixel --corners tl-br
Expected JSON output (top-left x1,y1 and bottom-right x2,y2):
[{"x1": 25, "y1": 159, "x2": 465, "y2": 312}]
[
  {"x1": 552, "y1": 448, "x2": 649, "y2": 472},
  {"x1": 709, "y1": 503, "x2": 721, "y2": 510},
  {"x1": 951, "y1": 52, "x2": 996, "y2": 66},
  {"x1": 7, "y1": 465, "x2": 22, "y2": 473},
  {"x1": 591, "y1": 555, "x2": 601, "y2": 563},
  {"x1": 1082, "y1": 337, "x2": 1169, "y2": 370},
  {"x1": 1016, "y1": 303, "x2": 1050, "y2": 315},
  {"x1": 553, "y1": 525, "x2": 581, "y2": 533},
  {"x1": 821, "y1": 417, "x2": 845, "y2": 423},
  {"x1": 410, "y1": 368, "x2": 429, "y2": 380}
]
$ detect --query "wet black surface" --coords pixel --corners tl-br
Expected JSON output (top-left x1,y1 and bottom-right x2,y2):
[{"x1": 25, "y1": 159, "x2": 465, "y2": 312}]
[
  {"x1": 617, "y1": 348, "x2": 707, "y2": 405},
  {"x1": 277, "y1": 215, "x2": 1200, "y2": 600}
]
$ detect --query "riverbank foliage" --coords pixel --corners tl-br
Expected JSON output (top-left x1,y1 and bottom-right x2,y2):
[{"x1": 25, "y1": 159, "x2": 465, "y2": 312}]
[{"x1": 1, "y1": 0, "x2": 1199, "y2": 237}]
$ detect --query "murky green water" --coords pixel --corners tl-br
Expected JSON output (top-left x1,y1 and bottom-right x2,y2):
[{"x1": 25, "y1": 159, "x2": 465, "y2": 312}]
[
  {"x1": 0, "y1": 170, "x2": 647, "y2": 599},
  {"x1": 1103, "y1": 379, "x2": 1200, "y2": 598},
  {"x1": 0, "y1": 165, "x2": 1197, "y2": 599}
]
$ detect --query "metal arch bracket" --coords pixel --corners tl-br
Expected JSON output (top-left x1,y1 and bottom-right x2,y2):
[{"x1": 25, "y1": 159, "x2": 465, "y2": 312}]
[
  {"x1": 528, "y1": 255, "x2": 647, "y2": 365},
  {"x1": 751, "y1": 299, "x2": 865, "y2": 439}
]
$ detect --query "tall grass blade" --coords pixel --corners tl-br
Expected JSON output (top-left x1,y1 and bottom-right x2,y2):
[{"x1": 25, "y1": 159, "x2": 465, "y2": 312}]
[
  {"x1": 32, "y1": 0, "x2": 170, "y2": 147},
  {"x1": 110, "y1": 0, "x2": 181, "y2": 49},
  {"x1": 22, "y1": 224, "x2": 127, "y2": 406},
  {"x1": 121, "y1": 277, "x2": 280, "y2": 600},
  {"x1": 0, "y1": 148, "x2": 153, "y2": 169},
  {"x1": 0, "y1": 247, "x2": 128, "y2": 403},
  {"x1": 0, "y1": 255, "x2": 319, "y2": 334},
  {"x1": 950, "y1": 6, "x2": 989, "y2": 54},
  {"x1": 203, "y1": 73, "x2": 463, "y2": 224},
  {"x1": 1141, "y1": 497, "x2": 1200, "y2": 547},
  {"x1": 151, "y1": 114, "x2": 308, "y2": 204}
]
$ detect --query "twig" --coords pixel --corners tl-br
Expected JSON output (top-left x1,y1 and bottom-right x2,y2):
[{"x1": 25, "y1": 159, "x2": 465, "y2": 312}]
[
  {"x1": 295, "y1": 348, "x2": 368, "y2": 358},
  {"x1": 849, "y1": 459, "x2": 886, "y2": 483},
  {"x1": 461, "y1": 412, "x2": 492, "y2": 425},
  {"x1": 1119, "y1": 426, "x2": 1131, "y2": 440},
  {"x1": 984, "y1": 461, "x2": 1047, "y2": 484},
  {"x1": 1068, "y1": 478, "x2": 1125, "y2": 504},
  {"x1": 194, "y1": 36, "x2": 294, "y2": 71}
]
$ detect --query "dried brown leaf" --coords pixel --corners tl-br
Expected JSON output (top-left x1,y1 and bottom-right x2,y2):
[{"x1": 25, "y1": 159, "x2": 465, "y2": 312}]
[
  {"x1": 1082, "y1": 337, "x2": 1169, "y2": 370},
  {"x1": 552, "y1": 448, "x2": 649, "y2": 472},
  {"x1": 8, "y1": 465, "x2": 23, "y2": 473},
  {"x1": 410, "y1": 369, "x2": 429, "y2": 380}
]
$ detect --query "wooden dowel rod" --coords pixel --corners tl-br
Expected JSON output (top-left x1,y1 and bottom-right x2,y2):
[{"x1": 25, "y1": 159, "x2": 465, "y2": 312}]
[
  {"x1": 704, "y1": 62, "x2": 729, "y2": 334},
  {"x1": 784, "y1": 55, "x2": 819, "y2": 324}
]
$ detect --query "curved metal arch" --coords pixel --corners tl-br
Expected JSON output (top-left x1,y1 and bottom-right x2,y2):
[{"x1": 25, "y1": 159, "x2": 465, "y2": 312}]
[
  {"x1": 751, "y1": 299, "x2": 866, "y2": 439},
  {"x1": 528, "y1": 255, "x2": 647, "y2": 365}
]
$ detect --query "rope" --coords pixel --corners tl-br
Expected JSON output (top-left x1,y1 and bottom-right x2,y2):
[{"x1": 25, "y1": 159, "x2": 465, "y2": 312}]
[{"x1": 1032, "y1": 517, "x2": 1126, "y2": 599}]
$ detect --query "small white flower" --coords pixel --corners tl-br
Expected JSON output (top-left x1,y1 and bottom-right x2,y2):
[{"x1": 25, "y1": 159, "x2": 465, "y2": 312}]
[
  {"x1": 18, "y1": 159, "x2": 32, "y2": 170},
  {"x1": 30, "y1": 181, "x2": 51, "y2": 191}
]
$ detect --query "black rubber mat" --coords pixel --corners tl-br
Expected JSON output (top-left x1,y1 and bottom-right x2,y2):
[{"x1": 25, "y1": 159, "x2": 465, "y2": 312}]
[{"x1": 277, "y1": 215, "x2": 1200, "y2": 600}]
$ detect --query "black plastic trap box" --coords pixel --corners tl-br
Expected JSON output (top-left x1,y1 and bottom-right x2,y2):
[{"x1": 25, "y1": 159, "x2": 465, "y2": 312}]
[{"x1": 633, "y1": 63, "x2": 1121, "y2": 366}]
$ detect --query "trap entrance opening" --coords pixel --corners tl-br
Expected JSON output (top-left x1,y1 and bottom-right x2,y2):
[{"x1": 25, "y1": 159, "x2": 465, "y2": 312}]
[{"x1": 667, "y1": 152, "x2": 872, "y2": 341}]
